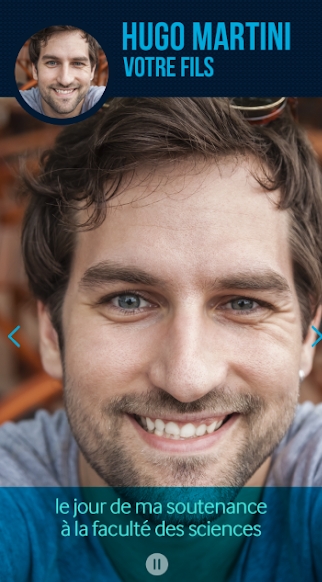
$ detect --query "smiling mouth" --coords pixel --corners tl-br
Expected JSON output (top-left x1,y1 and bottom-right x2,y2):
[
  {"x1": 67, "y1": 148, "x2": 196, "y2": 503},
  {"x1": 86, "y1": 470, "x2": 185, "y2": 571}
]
[
  {"x1": 53, "y1": 88, "x2": 77, "y2": 95},
  {"x1": 133, "y1": 414, "x2": 232, "y2": 440}
]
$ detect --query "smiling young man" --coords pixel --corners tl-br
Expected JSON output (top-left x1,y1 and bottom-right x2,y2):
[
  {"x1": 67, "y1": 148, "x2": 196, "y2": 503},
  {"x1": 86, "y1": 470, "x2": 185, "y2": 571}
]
[
  {"x1": 19, "y1": 26, "x2": 106, "y2": 118},
  {"x1": 1, "y1": 98, "x2": 322, "y2": 581}
]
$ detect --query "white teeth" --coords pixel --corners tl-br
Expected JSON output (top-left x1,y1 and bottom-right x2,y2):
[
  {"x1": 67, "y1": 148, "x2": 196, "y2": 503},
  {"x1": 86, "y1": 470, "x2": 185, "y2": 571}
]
[
  {"x1": 155, "y1": 430, "x2": 164, "y2": 437},
  {"x1": 207, "y1": 419, "x2": 224, "y2": 433},
  {"x1": 55, "y1": 89, "x2": 75, "y2": 93},
  {"x1": 141, "y1": 416, "x2": 226, "y2": 438},
  {"x1": 165, "y1": 422, "x2": 180, "y2": 436},
  {"x1": 206, "y1": 420, "x2": 218, "y2": 434},
  {"x1": 155, "y1": 419, "x2": 165, "y2": 431},
  {"x1": 195, "y1": 423, "x2": 207, "y2": 436},
  {"x1": 180, "y1": 423, "x2": 196, "y2": 438},
  {"x1": 146, "y1": 417, "x2": 155, "y2": 431}
]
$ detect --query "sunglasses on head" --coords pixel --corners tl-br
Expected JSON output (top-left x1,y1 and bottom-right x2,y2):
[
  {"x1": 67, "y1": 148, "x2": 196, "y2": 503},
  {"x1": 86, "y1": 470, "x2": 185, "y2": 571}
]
[
  {"x1": 102, "y1": 97, "x2": 298, "y2": 126},
  {"x1": 230, "y1": 97, "x2": 298, "y2": 125}
]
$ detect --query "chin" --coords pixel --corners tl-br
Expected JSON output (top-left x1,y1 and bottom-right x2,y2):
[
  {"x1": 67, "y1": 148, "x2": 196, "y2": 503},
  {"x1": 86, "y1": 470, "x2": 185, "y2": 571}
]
[{"x1": 111, "y1": 485, "x2": 243, "y2": 526}]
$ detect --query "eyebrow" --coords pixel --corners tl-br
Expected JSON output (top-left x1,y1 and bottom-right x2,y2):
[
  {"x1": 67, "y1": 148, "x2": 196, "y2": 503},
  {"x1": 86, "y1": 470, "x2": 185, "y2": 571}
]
[
  {"x1": 79, "y1": 261, "x2": 163, "y2": 289},
  {"x1": 41, "y1": 54, "x2": 89, "y2": 61},
  {"x1": 214, "y1": 273, "x2": 291, "y2": 295},
  {"x1": 79, "y1": 260, "x2": 291, "y2": 297}
]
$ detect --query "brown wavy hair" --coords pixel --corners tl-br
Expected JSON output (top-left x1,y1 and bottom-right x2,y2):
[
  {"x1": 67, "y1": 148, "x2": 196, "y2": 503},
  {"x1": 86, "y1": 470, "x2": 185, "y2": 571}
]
[
  {"x1": 20, "y1": 98, "x2": 322, "y2": 346},
  {"x1": 29, "y1": 25, "x2": 99, "y2": 70}
]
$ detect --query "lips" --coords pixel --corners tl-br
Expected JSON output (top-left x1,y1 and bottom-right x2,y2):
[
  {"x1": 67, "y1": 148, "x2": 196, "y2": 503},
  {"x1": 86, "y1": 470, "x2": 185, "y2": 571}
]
[{"x1": 53, "y1": 88, "x2": 77, "y2": 95}]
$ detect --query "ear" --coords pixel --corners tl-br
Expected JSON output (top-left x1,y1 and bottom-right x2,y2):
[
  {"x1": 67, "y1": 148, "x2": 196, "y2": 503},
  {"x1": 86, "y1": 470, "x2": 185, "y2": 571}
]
[
  {"x1": 37, "y1": 301, "x2": 63, "y2": 380},
  {"x1": 32, "y1": 63, "x2": 38, "y2": 81},
  {"x1": 300, "y1": 305, "x2": 322, "y2": 378},
  {"x1": 90, "y1": 64, "x2": 96, "y2": 81}
]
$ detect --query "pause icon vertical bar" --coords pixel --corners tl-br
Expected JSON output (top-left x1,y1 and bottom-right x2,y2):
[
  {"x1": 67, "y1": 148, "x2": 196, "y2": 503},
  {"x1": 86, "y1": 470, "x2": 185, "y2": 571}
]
[
  {"x1": 153, "y1": 558, "x2": 161, "y2": 570},
  {"x1": 146, "y1": 553, "x2": 169, "y2": 575}
]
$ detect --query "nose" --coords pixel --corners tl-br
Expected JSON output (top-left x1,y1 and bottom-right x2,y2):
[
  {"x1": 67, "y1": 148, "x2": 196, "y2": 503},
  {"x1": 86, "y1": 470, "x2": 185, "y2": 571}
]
[
  {"x1": 147, "y1": 308, "x2": 228, "y2": 403},
  {"x1": 56, "y1": 63, "x2": 75, "y2": 87}
]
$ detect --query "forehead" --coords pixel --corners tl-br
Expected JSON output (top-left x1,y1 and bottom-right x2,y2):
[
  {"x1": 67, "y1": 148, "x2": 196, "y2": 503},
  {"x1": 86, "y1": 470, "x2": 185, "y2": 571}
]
[
  {"x1": 39, "y1": 31, "x2": 89, "y2": 58},
  {"x1": 72, "y1": 158, "x2": 292, "y2": 288}
]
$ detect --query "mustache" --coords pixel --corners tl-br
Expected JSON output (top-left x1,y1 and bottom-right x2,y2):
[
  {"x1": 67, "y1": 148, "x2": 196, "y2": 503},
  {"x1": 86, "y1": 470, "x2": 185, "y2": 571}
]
[{"x1": 104, "y1": 386, "x2": 266, "y2": 418}]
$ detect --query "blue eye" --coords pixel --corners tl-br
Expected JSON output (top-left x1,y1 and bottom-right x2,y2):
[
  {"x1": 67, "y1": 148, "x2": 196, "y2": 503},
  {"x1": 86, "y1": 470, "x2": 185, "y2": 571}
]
[
  {"x1": 231, "y1": 298, "x2": 256, "y2": 310},
  {"x1": 111, "y1": 294, "x2": 150, "y2": 310},
  {"x1": 118, "y1": 295, "x2": 140, "y2": 309}
]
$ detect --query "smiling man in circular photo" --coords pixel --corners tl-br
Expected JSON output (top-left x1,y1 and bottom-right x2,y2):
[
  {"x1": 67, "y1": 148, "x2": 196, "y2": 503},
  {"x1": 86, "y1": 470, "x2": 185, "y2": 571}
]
[{"x1": 17, "y1": 25, "x2": 107, "y2": 119}]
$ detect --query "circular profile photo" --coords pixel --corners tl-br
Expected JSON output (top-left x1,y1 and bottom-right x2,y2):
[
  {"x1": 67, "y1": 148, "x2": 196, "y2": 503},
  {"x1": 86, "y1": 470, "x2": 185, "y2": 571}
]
[{"x1": 15, "y1": 25, "x2": 108, "y2": 124}]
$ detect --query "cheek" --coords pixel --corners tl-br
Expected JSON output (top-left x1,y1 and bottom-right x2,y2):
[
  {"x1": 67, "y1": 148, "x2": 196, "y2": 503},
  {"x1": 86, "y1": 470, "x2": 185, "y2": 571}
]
[
  {"x1": 64, "y1": 314, "x2": 155, "y2": 397},
  {"x1": 78, "y1": 70, "x2": 92, "y2": 84},
  {"x1": 39, "y1": 70, "x2": 54, "y2": 85},
  {"x1": 229, "y1": 331, "x2": 301, "y2": 402}
]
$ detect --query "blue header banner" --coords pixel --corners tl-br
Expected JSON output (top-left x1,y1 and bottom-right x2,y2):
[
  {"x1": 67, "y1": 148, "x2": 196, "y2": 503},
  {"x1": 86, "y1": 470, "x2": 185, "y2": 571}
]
[{"x1": 3, "y1": 0, "x2": 322, "y2": 96}]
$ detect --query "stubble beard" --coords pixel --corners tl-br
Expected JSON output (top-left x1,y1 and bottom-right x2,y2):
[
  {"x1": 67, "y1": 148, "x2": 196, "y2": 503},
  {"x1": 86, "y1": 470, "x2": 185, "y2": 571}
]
[
  {"x1": 40, "y1": 85, "x2": 88, "y2": 115},
  {"x1": 64, "y1": 374, "x2": 299, "y2": 517}
]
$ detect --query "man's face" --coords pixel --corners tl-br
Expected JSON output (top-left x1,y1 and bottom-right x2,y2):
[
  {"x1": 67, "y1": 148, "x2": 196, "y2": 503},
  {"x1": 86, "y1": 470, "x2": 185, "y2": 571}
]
[
  {"x1": 47, "y1": 159, "x2": 312, "y2": 489},
  {"x1": 32, "y1": 31, "x2": 94, "y2": 118}
]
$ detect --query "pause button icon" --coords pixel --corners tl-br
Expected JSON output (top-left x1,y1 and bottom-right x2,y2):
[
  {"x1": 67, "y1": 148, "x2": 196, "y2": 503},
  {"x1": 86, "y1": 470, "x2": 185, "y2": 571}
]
[{"x1": 146, "y1": 553, "x2": 169, "y2": 576}]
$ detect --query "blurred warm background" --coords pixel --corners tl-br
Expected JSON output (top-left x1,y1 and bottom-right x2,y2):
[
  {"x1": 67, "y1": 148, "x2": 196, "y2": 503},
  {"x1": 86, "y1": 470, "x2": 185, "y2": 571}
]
[{"x1": 0, "y1": 97, "x2": 322, "y2": 425}]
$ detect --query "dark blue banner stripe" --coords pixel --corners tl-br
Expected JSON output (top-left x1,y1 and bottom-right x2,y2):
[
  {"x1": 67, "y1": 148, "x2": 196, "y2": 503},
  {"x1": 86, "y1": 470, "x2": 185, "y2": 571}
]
[{"x1": 2, "y1": 0, "x2": 322, "y2": 96}]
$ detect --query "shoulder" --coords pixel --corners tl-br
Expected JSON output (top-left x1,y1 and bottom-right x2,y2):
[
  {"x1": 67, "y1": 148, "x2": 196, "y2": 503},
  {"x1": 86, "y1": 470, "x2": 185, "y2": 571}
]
[
  {"x1": 19, "y1": 87, "x2": 42, "y2": 112},
  {"x1": 0, "y1": 409, "x2": 78, "y2": 486},
  {"x1": 267, "y1": 401, "x2": 322, "y2": 486},
  {"x1": 83, "y1": 85, "x2": 106, "y2": 110}
]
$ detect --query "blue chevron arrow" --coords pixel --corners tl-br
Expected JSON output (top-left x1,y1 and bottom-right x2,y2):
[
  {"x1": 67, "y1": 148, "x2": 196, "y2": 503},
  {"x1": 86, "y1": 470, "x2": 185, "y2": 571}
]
[
  {"x1": 312, "y1": 325, "x2": 322, "y2": 347},
  {"x1": 8, "y1": 325, "x2": 20, "y2": 348}
]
